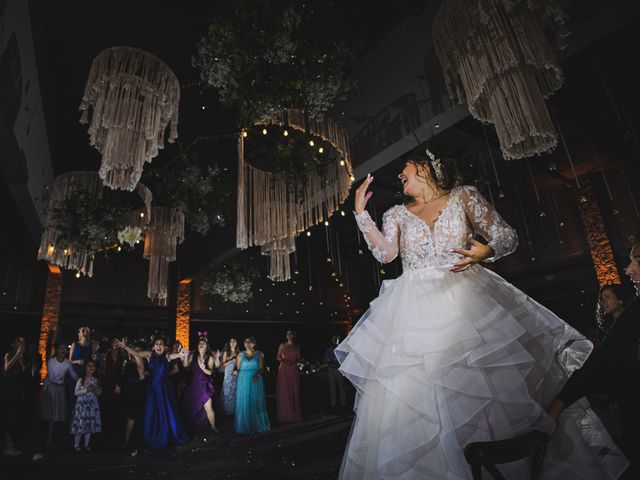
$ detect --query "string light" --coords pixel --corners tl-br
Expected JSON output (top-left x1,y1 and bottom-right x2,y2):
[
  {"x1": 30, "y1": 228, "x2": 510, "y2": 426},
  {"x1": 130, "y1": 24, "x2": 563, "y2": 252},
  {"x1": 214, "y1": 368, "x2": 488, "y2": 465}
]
[
  {"x1": 117, "y1": 246, "x2": 122, "y2": 252},
  {"x1": 283, "y1": 130, "x2": 289, "y2": 136},
  {"x1": 309, "y1": 140, "x2": 315, "y2": 147},
  {"x1": 350, "y1": 175, "x2": 355, "y2": 181},
  {"x1": 306, "y1": 231, "x2": 311, "y2": 237},
  {"x1": 139, "y1": 212, "x2": 144, "y2": 218},
  {"x1": 243, "y1": 131, "x2": 248, "y2": 138},
  {"x1": 340, "y1": 211, "x2": 345, "y2": 216},
  {"x1": 75, "y1": 272, "x2": 81, "y2": 278},
  {"x1": 262, "y1": 128, "x2": 268, "y2": 135},
  {"x1": 340, "y1": 160, "x2": 345, "y2": 166},
  {"x1": 324, "y1": 220, "x2": 329, "y2": 226},
  {"x1": 318, "y1": 147, "x2": 324, "y2": 153}
]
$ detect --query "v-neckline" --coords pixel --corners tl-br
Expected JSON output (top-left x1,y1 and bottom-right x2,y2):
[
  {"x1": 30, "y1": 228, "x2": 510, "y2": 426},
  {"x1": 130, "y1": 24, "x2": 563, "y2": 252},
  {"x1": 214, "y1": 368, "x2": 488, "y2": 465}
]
[
  {"x1": 403, "y1": 189, "x2": 455, "y2": 234},
  {"x1": 245, "y1": 351, "x2": 257, "y2": 361}
]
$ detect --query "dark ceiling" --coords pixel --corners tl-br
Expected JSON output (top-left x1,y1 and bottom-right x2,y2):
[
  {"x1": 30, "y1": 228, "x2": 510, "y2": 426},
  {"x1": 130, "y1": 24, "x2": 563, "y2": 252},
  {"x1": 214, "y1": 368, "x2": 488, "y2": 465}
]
[{"x1": 29, "y1": 0, "x2": 428, "y2": 276}]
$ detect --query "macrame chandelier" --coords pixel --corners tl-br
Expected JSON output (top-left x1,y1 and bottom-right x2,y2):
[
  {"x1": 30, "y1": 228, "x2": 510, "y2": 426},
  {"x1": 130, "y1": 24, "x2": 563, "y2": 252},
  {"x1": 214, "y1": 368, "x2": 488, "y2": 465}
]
[
  {"x1": 432, "y1": 0, "x2": 570, "y2": 160},
  {"x1": 143, "y1": 207, "x2": 185, "y2": 304},
  {"x1": 79, "y1": 47, "x2": 180, "y2": 190},
  {"x1": 236, "y1": 109, "x2": 353, "y2": 281},
  {"x1": 38, "y1": 172, "x2": 104, "y2": 277}
]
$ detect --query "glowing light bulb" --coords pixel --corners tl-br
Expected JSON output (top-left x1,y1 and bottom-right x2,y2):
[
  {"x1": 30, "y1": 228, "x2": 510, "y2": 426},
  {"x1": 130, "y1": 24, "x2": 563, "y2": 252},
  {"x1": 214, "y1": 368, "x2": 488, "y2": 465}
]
[
  {"x1": 309, "y1": 140, "x2": 315, "y2": 147},
  {"x1": 306, "y1": 231, "x2": 311, "y2": 237},
  {"x1": 117, "y1": 246, "x2": 122, "y2": 252},
  {"x1": 140, "y1": 212, "x2": 145, "y2": 218},
  {"x1": 350, "y1": 175, "x2": 355, "y2": 181},
  {"x1": 75, "y1": 272, "x2": 81, "y2": 278},
  {"x1": 243, "y1": 131, "x2": 248, "y2": 138},
  {"x1": 340, "y1": 211, "x2": 345, "y2": 216},
  {"x1": 339, "y1": 160, "x2": 345, "y2": 166},
  {"x1": 262, "y1": 128, "x2": 268, "y2": 135},
  {"x1": 318, "y1": 147, "x2": 324, "y2": 153},
  {"x1": 324, "y1": 220, "x2": 329, "y2": 226},
  {"x1": 283, "y1": 130, "x2": 289, "y2": 136}
]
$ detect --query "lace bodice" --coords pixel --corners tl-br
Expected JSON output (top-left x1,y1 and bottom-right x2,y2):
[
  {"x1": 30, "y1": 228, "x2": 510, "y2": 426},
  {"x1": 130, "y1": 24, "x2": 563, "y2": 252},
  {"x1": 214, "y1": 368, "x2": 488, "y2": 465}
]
[{"x1": 354, "y1": 185, "x2": 518, "y2": 270}]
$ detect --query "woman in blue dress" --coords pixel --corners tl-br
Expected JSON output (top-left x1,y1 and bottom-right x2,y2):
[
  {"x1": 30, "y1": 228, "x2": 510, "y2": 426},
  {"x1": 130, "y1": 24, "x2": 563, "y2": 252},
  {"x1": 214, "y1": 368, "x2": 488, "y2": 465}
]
[
  {"x1": 68, "y1": 326, "x2": 96, "y2": 411},
  {"x1": 116, "y1": 337, "x2": 189, "y2": 448},
  {"x1": 220, "y1": 338, "x2": 239, "y2": 415},
  {"x1": 234, "y1": 337, "x2": 270, "y2": 435}
]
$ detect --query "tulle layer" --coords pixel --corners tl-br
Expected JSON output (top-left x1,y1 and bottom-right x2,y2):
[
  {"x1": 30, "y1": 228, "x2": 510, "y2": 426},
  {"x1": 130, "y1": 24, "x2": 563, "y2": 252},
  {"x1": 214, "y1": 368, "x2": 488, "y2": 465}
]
[{"x1": 336, "y1": 266, "x2": 628, "y2": 479}]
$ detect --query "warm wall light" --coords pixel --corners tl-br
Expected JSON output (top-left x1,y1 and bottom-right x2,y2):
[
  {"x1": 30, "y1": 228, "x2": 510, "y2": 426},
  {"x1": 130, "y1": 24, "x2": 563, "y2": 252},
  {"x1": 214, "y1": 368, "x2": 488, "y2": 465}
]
[
  {"x1": 38, "y1": 268, "x2": 63, "y2": 381},
  {"x1": 577, "y1": 184, "x2": 621, "y2": 287},
  {"x1": 176, "y1": 278, "x2": 193, "y2": 350}
]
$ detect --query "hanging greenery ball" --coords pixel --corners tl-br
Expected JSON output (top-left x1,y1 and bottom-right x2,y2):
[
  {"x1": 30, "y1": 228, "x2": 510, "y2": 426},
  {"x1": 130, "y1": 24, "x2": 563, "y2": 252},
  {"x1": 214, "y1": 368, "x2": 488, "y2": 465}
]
[{"x1": 193, "y1": 0, "x2": 357, "y2": 125}]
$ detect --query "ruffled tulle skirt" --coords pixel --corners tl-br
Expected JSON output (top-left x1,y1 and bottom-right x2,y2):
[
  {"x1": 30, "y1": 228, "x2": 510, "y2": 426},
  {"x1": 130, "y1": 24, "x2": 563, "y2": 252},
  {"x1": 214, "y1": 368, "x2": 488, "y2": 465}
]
[{"x1": 336, "y1": 265, "x2": 628, "y2": 479}]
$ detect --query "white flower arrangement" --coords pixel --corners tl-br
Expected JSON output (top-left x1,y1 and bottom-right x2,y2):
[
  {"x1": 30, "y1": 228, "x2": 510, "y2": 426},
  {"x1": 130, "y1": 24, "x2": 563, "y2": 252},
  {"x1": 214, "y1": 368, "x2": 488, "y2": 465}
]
[{"x1": 117, "y1": 226, "x2": 142, "y2": 247}]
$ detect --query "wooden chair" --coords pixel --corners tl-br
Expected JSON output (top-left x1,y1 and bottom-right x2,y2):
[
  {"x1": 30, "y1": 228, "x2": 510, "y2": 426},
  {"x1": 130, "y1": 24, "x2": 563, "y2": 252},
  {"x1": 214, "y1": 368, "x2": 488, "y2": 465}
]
[{"x1": 463, "y1": 430, "x2": 549, "y2": 480}]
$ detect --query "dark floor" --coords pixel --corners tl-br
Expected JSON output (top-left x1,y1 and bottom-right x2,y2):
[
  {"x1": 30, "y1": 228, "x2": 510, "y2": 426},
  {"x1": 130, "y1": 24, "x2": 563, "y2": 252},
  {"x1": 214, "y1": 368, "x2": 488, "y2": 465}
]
[{"x1": 1, "y1": 413, "x2": 353, "y2": 480}]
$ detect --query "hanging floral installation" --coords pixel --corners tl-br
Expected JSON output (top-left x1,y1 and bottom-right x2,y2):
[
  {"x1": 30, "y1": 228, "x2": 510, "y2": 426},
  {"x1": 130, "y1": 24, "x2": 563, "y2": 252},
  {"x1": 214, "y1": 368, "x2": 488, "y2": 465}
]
[
  {"x1": 192, "y1": 0, "x2": 356, "y2": 125},
  {"x1": 142, "y1": 145, "x2": 232, "y2": 235},
  {"x1": 236, "y1": 111, "x2": 354, "y2": 281},
  {"x1": 80, "y1": 47, "x2": 181, "y2": 190},
  {"x1": 194, "y1": 1, "x2": 357, "y2": 281},
  {"x1": 37, "y1": 172, "x2": 151, "y2": 277},
  {"x1": 432, "y1": 0, "x2": 570, "y2": 160},
  {"x1": 200, "y1": 261, "x2": 258, "y2": 304},
  {"x1": 143, "y1": 207, "x2": 185, "y2": 305}
]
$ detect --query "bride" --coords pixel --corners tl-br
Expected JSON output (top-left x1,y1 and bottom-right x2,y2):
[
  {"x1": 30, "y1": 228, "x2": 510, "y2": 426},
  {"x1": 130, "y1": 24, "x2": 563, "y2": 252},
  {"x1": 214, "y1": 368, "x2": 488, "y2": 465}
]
[{"x1": 336, "y1": 148, "x2": 627, "y2": 479}]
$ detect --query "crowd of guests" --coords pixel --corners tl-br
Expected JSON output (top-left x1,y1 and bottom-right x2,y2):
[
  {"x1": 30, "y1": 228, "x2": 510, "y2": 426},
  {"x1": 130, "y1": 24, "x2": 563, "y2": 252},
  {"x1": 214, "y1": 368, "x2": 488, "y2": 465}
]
[{"x1": 1, "y1": 328, "x2": 347, "y2": 457}]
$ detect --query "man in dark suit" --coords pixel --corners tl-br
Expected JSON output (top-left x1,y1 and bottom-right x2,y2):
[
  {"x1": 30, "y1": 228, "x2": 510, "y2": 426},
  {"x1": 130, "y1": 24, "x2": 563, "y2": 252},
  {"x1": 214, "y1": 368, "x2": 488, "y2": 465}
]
[{"x1": 548, "y1": 235, "x2": 640, "y2": 468}]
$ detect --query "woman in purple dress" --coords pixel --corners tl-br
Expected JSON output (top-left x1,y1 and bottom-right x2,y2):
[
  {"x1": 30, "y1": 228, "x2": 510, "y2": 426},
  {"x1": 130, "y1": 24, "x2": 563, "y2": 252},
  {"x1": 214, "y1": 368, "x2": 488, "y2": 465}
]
[{"x1": 181, "y1": 334, "x2": 221, "y2": 434}]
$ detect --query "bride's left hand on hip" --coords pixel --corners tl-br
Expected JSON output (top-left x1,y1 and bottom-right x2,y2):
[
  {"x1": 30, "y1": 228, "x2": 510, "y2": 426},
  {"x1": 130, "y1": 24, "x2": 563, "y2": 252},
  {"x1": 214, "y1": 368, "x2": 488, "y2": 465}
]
[{"x1": 450, "y1": 234, "x2": 494, "y2": 272}]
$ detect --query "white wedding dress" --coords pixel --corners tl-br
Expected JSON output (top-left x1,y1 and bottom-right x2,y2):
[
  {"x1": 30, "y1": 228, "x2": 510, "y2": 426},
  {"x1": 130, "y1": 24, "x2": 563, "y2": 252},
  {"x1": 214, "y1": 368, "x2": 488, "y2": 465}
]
[{"x1": 336, "y1": 185, "x2": 628, "y2": 479}]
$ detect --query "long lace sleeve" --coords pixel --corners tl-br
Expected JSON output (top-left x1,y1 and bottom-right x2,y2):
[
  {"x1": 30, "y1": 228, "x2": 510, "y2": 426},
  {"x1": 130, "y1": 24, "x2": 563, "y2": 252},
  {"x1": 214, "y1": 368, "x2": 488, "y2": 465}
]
[
  {"x1": 459, "y1": 186, "x2": 518, "y2": 261},
  {"x1": 354, "y1": 207, "x2": 400, "y2": 264}
]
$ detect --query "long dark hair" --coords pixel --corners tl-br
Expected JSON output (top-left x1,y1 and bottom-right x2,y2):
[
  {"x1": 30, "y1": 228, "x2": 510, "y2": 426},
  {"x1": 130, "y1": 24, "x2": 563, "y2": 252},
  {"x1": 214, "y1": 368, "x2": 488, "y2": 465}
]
[
  {"x1": 193, "y1": 336, "x2": 212, "y2": 361},
  {"x1": 223, "y1": 338, "x2": 239, "y2": 358},
  {"x1": 596, "y1": 284, "x2": 633, "y2": 334}
]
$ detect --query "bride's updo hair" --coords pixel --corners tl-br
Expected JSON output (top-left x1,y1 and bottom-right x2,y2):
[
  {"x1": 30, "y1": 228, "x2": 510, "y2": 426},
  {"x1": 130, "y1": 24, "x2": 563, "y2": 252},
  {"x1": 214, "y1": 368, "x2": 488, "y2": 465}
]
[{"x1": 400, "y1": 146, "x2": 456, "y2": 191}]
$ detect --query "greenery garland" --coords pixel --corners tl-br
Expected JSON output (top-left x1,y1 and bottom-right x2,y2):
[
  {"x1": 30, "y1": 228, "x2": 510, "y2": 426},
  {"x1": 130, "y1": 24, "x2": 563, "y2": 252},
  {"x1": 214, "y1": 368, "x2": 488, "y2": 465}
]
[
  {"x1": 200, "y1": 261, "x2": 258, "y2": 304},
  {"x1": 50, "y1": 187, "x2": 143, "y2": 253},
  {"x1": 244, "y1": 124, "x2": 337, "y2": 184},
  {"x1": 143, "y1": 149, "x2": 232, "y2": 236},
  {"x1": 193, "y1": 0, "x2": 357, "y2": 125}
]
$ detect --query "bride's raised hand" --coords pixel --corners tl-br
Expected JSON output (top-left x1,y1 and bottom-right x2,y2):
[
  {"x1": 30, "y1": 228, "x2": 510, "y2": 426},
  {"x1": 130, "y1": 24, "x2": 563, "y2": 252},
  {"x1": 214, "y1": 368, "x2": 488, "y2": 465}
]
[
  {"x1": 450, "y1": 234, "x2": 494, "y2": 272},
  {"x1": 354, "y1": 174, "x2": 374, "y2": 215}
]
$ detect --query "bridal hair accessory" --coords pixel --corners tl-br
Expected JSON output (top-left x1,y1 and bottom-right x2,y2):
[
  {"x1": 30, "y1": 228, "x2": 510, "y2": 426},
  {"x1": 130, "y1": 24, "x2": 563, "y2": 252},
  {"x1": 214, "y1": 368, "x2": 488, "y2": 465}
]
[{"x1": 426, "y1": 148, "x2": 444, "y2": 185}]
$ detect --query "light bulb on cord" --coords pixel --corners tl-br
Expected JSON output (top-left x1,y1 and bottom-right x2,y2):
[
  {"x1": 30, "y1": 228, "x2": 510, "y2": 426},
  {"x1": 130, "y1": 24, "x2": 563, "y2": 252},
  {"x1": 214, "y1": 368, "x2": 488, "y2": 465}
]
[
  {"x1": 262, "y1": 128, "x2": 268, "y2": 135},
  {"x1": 339, "y1": 160, "x2": 345, "y2": 166},
  {"x1": 309, "y1": 140, "x2": 315, "y2": 147},
  {"x1": 284, "y1": 130, "x2": 289, "y2": 136},
  {"x1": 318, "y1": 147, "x2": 324, "y2": 153},
  {"x1": 243, "y1": 131, "x2": 248, "y2": 138}
]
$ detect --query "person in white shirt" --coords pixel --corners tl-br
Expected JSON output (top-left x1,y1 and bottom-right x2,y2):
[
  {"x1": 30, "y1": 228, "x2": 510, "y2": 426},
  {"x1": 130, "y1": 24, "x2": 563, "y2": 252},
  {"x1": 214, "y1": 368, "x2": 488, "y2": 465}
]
[{"x1": 40, "y1": 342, "x2": 77, "y2": 448}]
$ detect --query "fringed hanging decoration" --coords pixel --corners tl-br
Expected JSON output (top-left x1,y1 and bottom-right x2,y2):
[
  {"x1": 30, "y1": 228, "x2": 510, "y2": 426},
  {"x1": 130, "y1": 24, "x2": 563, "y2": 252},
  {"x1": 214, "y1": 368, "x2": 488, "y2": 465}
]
[
  {"x1": 79, "y1": 47, "x2": 180, "y2": 190},
  {"x1": 143, "y1": 207, "x2": 185, "y2": 304},
  {"x1": 433, "y1": 0, "x2": 570, "y2": 160},
  {"x1": 37, "y1": 172, "x2": 103, "y2": 276},
  {"x1": 236, "y1": 109, "x2": 353, "y2": 281}
]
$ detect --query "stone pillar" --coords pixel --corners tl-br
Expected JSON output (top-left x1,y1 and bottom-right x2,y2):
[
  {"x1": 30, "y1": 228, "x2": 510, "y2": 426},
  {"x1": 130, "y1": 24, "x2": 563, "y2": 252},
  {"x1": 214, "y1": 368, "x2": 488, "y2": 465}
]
[
  {"x1": 577, "y1": 183, "x2": 621, "y2": 287},
  {"x1": 38, "y1": 265, "x2": 63, "y2": 381},
  {"x1": 176, "y1": 278, "x2": 192, "y2": 350}
]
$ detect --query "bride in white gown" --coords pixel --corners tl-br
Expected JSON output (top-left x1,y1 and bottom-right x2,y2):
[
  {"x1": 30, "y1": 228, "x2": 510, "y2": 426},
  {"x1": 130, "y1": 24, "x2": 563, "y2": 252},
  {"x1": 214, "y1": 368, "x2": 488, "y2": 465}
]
[{"x1": 336, "y1": 149, "x2": 628, "y2": 479}]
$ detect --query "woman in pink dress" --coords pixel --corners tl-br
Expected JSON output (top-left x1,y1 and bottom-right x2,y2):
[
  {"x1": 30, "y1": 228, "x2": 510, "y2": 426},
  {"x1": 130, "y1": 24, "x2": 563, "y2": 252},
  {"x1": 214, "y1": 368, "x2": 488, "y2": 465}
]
[{"x1": 276, "y1": 330, "x2": 302, "y2": 423}]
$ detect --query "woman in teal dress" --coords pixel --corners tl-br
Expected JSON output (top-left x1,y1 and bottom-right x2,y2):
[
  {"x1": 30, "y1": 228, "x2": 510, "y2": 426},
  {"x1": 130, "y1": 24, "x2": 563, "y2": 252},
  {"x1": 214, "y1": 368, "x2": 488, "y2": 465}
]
[{"x1": 234, "y1": 337, "x2": 270, "y2": 435}]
